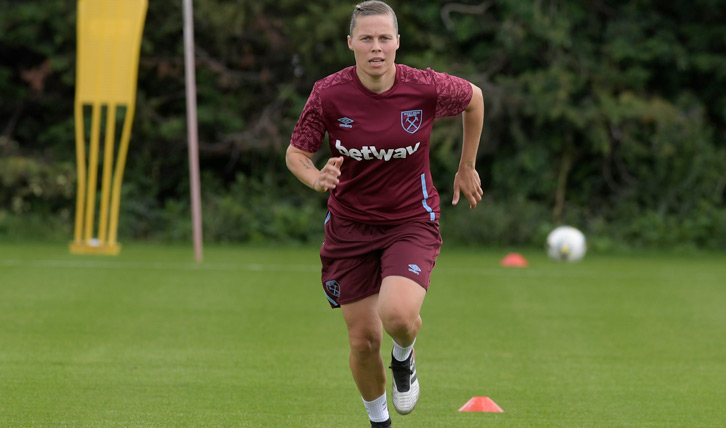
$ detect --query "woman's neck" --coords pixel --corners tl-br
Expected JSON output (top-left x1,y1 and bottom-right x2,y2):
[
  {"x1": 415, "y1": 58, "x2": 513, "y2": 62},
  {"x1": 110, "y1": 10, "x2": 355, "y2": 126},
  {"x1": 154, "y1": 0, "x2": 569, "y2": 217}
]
[{"x1": 356, "y1": 64, "x2": 397, "y2": 93}]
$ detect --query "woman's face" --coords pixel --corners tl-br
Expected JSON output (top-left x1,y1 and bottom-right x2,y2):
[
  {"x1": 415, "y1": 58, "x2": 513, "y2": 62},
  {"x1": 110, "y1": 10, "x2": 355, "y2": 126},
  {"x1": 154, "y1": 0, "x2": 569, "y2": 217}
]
[{"x1": 347, "y1": 13, "x2": 400, "y2": 83}]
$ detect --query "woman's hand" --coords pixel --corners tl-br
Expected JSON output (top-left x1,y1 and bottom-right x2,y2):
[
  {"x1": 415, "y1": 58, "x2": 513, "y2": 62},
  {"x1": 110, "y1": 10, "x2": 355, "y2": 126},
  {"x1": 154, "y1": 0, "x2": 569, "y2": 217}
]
[
  {"x1": 452, "y1": 163, "x2": 483, "y2": 209},
  {"x1": 313, "y1": 157, "x2": 344, "y2": 192}
]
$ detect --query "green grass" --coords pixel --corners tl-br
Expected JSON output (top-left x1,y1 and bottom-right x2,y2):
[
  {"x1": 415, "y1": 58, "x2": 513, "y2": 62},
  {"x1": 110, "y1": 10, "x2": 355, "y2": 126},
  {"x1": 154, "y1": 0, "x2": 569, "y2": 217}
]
[{"x1": 1, "y1": 243, "x2": 725, "y2": 427}]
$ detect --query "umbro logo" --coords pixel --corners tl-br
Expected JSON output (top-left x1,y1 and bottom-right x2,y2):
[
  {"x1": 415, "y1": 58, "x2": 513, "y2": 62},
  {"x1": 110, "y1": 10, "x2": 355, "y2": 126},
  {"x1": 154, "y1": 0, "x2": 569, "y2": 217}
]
[
  {"x1": 338, "y1": 117, "x2": 354, "y2": 128},
  {"x1": 408, "y1": 264, "x2": 422, "y2": 275}
]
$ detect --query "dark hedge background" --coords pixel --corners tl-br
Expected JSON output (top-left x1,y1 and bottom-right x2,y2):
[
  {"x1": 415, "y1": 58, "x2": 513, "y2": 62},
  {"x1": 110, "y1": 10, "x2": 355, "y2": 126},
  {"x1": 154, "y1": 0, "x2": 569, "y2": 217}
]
[{"x1": 1, "y1": 0, "x2": 724, "y2": 250}]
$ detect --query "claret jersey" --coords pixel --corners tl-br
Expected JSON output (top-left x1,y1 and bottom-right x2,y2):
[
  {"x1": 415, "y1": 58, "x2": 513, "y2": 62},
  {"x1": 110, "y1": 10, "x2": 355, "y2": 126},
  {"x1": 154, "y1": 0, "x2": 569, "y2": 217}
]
[{"x1": 291, "y1": 64, "x2": 473, "y2": 225}]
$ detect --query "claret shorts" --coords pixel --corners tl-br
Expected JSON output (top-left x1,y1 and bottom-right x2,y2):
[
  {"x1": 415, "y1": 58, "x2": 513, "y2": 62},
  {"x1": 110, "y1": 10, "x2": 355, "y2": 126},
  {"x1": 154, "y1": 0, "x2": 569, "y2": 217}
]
[{"x1": 320, "y1": 213, "x2": 442, "y2": 309}]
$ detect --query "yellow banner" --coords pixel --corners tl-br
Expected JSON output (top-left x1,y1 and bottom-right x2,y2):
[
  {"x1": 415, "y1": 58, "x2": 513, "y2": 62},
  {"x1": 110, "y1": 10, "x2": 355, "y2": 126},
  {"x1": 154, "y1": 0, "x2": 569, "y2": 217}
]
[
  {"x1": 71, "y1": 0, "x2": 147, "y2": 255},
  {"x1": 76, "y1": 0, "x2": 147, "y2": 104}
]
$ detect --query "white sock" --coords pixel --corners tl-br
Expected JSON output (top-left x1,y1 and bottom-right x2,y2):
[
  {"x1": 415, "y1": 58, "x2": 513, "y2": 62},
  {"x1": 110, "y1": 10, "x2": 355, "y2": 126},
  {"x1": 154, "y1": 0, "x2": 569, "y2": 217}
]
[
  {"x1": 363, "y1": 392, "x2": 389, "y2": 423},
  {"x1": 392, "y1": 338, "x2": 415, "y2": 362}
]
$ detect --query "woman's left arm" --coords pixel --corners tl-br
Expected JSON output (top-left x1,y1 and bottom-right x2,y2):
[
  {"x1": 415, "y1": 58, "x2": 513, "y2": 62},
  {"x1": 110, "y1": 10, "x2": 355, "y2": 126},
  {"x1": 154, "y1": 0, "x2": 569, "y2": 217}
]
[{"x1": 452, "y1": 83, "x2": 485, "y2": 209}]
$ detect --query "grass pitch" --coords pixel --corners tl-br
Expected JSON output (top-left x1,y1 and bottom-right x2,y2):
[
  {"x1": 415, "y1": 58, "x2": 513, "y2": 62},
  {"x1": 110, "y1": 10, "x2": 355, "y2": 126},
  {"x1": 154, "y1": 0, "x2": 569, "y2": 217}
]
[{"x1": 1, "y1": 243, "x2": 725, "y2": 427}]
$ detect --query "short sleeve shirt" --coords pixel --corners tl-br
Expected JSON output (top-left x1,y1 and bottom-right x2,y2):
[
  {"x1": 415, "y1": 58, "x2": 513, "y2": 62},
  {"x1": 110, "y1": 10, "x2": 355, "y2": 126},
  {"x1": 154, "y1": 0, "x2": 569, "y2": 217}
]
[{"x1": 290, "y1": 64, "x2": 473, "y2": 225}]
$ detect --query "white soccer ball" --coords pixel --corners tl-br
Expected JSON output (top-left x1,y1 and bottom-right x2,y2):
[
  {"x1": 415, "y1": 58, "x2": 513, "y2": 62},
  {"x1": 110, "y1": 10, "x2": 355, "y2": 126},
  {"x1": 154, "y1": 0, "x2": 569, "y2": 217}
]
[{"x1": 546, "y1": 226, "x2": 587, "y2": 262}]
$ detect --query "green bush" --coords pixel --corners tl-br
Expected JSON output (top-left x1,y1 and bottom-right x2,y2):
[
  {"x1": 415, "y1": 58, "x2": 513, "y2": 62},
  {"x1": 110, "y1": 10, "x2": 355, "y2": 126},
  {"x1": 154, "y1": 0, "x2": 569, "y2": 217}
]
[
  {"x1": 2, "y1": 0, "x2": 725, "y2": 250},
  {"x1": 0, "y1": 155, "x2": 75, "y2": 219},
  {"x1": 201, "y1": 172, "x2": 326, "y2": 244},
  {"x1": 439, "y1": 196, "x2": 550, "y2": 247}
]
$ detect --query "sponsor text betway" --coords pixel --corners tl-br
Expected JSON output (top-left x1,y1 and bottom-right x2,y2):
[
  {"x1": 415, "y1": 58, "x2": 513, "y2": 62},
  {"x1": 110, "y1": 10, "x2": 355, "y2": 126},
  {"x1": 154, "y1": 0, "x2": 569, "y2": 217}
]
[{"x1": 335, "y1": 140, "x2": 420, "y2": 161}]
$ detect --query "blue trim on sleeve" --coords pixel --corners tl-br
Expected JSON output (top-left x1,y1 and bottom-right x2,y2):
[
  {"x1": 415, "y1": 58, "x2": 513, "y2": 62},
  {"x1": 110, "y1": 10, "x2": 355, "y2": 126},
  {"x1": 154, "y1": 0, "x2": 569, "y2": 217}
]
[{"x1": 420, "y1": 174, "x2": 436, "y2": 222}]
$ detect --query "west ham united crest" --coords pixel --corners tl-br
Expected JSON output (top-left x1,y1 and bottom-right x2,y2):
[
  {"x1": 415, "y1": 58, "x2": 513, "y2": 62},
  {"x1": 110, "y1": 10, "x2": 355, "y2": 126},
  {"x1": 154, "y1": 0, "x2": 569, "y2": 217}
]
[
  {"x1": 401, "y1": 110, "x2": 422, "y2": 134},
  {"x1": 325, "y1": 280, "x2": 341, "y2": 298}
]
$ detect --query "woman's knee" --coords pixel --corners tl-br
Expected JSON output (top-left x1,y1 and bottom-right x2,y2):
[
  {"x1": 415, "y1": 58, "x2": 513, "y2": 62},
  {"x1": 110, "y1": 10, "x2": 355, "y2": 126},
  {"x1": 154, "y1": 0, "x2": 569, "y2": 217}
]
[
  {"x1": 380, "y1": 310, "x2": 421, "y2": 337},
  {"x1": 348, "y1": 330, "x2": 382, "y2": 357},
  {"x1": 378, "y1": 276, "x2": 426, "y2": 338}
]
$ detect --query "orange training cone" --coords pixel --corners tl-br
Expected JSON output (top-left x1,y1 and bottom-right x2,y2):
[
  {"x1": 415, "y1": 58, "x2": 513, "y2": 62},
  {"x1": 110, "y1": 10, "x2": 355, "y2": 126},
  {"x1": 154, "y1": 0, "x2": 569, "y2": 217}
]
[
  {"x1": 458, "y1": 396, "x2": 504, "y2": 412},
  {"x1": 500, "y1": 252, "x2": 528, "y2": 267}
]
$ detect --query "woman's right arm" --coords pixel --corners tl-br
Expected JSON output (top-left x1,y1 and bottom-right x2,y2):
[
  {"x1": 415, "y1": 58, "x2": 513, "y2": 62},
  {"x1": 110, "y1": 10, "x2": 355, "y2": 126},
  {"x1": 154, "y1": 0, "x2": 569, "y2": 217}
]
[{"x1": 286, "y1": 145, "x2": 344, "y2": 192}]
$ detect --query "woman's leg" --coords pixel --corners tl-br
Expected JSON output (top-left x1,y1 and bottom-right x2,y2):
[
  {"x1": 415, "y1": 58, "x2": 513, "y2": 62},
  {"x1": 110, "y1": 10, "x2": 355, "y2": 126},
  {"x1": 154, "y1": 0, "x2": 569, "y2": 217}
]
[
  {"x1": 378, "y1": 275, "x2": 426, "y2": 346},
  {"x1": 341, "y1": 294, "x2": 386, "y2": 401}
]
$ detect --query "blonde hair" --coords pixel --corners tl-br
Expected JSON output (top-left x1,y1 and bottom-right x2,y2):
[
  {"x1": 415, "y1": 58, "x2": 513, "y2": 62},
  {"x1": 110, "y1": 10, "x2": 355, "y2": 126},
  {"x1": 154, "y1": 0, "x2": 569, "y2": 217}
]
[{"x1": 350, "y1": 1, "x2": 398, "y2": 35}]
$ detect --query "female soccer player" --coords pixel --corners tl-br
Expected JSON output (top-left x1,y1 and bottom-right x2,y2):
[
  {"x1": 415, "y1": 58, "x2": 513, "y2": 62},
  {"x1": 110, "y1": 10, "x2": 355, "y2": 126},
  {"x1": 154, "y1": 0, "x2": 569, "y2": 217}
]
[{"x1": 286, "y1": 1, "x2": 484, "y2": 426}]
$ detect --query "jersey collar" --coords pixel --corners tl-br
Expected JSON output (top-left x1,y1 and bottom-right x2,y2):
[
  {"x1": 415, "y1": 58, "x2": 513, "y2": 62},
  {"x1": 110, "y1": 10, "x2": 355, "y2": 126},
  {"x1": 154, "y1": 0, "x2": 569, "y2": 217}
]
[{"x1": 351, "y1": 64, "x2": 400, "y2": 98}]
